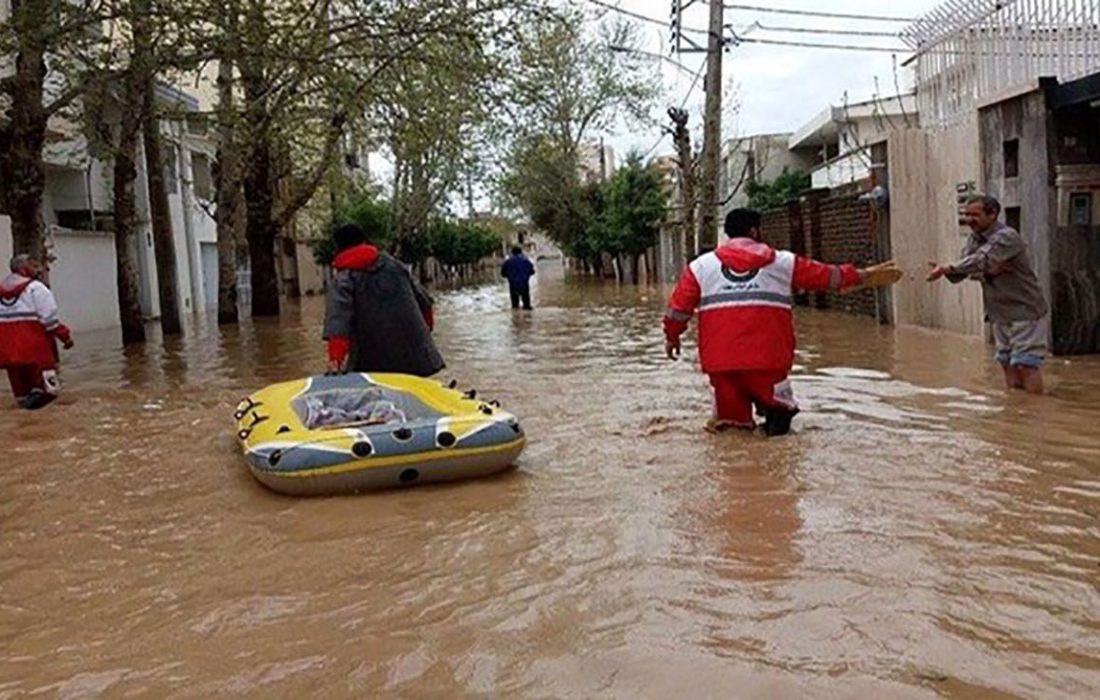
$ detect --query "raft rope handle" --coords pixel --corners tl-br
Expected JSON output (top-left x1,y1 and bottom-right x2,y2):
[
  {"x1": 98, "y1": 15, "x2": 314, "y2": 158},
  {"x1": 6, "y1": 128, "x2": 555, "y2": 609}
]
[
  {"x1": 233, "y1": 398, "x2": 263, "y2": 420},
  {"x1": 248, "y1": 431, "x2": 377, "y2": 459}
]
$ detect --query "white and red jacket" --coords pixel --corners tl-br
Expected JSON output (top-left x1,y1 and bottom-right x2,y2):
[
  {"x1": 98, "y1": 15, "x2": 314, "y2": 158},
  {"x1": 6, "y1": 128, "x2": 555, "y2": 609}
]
[
  {"x1": 664, "y1": 238, "x2": 861, "y2": 373},
  {"x1": 0, "y1": 273, "x2": 71, "y2": 369}
]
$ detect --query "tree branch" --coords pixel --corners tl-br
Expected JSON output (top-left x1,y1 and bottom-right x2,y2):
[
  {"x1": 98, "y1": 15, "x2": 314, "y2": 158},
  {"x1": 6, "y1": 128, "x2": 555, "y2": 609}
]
[{"x1": 273, "y1": 112, "x2": 345, "y2": 229}]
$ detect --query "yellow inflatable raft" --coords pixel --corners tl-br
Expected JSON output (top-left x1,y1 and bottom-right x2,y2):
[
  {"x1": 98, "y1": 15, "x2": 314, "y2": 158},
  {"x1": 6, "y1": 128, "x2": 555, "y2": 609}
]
[{"x1": 233, "y1": 373, "x2": 526, "y2": 495}]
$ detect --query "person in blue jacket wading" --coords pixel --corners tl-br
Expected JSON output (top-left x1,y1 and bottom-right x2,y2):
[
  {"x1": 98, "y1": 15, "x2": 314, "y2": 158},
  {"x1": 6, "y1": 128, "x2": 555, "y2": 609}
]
[{"x1": 501, "y1": 246, "x2": 536, "y2": 310}]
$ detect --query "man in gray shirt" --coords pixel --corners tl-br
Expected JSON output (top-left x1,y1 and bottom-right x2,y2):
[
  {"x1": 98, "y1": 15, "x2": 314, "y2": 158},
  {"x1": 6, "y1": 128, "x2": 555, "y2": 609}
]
[{"x1": 927, "y1": 194, "x2": 1049, "y2": 394}]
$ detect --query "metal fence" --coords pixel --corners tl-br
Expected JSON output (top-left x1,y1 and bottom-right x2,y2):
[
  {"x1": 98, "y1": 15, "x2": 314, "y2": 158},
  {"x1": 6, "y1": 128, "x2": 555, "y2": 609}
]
[{"x1": 902, "y1": 0, "x2": 1100, "y2": 128}]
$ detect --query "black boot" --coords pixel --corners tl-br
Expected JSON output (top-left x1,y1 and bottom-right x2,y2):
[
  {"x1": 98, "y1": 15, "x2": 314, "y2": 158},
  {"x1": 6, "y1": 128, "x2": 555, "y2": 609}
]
[
  {"x1": 19, "y1": 388, "x2": 57, "y2": 410},
  {"x1": 762, "y1": 407, "x2": 799, "y2": 437}
]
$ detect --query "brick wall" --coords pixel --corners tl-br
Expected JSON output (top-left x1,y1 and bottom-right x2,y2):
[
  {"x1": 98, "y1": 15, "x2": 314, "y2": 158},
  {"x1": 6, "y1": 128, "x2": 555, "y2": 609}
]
[
  {"x1": 758, "y1": 192, "x2": 879, "y2": 318},
  {"x1": 760, "y1": 208, "x2": 793, "y2": 252}
]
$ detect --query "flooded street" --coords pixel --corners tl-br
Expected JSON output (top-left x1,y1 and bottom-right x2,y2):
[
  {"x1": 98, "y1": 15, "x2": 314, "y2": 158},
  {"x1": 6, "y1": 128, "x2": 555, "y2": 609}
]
[{"x1": 2, "y1": 262, "x2": 1098, "y2": 698}]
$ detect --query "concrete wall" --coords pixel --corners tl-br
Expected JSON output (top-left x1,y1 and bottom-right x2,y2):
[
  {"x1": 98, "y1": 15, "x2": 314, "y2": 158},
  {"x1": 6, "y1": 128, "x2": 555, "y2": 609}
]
[
  {"x1": 887, "y1": 125, "x2": 985, "y2": 336},
  {"x1": 296, "y1": 241, "x2": 325, "y2": 296},
  {"x1": 0, "y1": 215, "x2": 10, "y2": 259},
  {"x1": 48, "y1": 229, "x2": 119, "y2": 331},
  {"x1": 655, "y1": 224, "x2": 687, "y2": 283}
]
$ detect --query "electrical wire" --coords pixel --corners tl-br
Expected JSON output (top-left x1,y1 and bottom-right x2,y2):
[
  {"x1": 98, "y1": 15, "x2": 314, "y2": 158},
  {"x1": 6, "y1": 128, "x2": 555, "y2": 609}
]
[
  {"x1": 749, "y1": 23, "x2": 902, "y2": 38},
  {"x1": 724, "y1": 4, "x2": 915, "y2": 23},
  {"x1": 738, "y1": 37, "x2": 907, "y2": 53},
  {"x1": 586, "y1": 0, "x2": 708, "y2": 34}
]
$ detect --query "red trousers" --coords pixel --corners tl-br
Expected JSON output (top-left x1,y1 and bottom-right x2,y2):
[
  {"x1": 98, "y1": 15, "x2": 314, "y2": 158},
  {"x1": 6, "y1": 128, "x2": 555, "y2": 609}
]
[
  {"x1": 709, "y1": 370, "x2": 797, "y2": 426},
  {"x1": 5, "y1": 365, "x2": 50, "y2": 399}
]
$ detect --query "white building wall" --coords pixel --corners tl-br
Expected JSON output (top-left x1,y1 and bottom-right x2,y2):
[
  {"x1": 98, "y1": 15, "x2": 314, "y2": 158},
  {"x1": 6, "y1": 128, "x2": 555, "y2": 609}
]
[
  {"x1": 0, "y1": 215, "x2": 10, "y2": 259},
  {"x1": 47, "y1": 228, "x2": 119, "y2": 331},
  {"x1": 811, "y1": 152, "x2": 871, "y2": 189},
  {"x1": 1, "y1": 218, "x2": 120, "y2": 332}
]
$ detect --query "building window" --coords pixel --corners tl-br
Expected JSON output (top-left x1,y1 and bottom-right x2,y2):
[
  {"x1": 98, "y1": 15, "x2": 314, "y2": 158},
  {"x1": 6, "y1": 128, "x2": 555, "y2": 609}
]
[
  {"x1": 1005, "y1": 206, "x2": 1022, "y2": 232},
  {"x1": 1003, "y1": 139, "x2": 1019, "y2": 178},
  {"x1": 191, "y1": 152, "x2": 214, "y2": 201},
  {"x1": 1070, "y1": 193, "x2": 1091, "y2": 226}
]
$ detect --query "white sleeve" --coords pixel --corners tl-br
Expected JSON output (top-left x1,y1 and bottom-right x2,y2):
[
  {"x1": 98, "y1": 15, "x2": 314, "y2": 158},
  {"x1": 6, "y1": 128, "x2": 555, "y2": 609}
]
[{"x1": 28, "y1": 281, "x2": 61, "y2": 331}]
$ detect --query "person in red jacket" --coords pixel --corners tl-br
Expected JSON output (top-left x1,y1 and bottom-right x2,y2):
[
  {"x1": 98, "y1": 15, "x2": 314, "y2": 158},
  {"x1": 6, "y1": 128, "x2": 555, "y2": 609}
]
[
  {"x1": 0, "y1": 254, "x2": 74, "y2": 409},
  {"x1": 664, "y1": 209, "x2": 866, "y2": 436}
]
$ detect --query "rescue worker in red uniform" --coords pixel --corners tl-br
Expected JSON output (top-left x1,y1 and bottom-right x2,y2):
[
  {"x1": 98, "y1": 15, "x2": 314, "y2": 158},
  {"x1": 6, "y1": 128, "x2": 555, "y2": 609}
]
[
  {"x1": 0, "y1": 254, "x2": 74, "y2": 409},
  {"x1": 663, "y1": 209, "x2": 866, "y2": 436}
]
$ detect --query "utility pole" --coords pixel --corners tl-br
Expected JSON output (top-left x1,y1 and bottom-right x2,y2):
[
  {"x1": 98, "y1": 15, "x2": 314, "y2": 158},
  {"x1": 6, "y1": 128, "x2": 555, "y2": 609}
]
[
  {"x1": 697, "y1": 0, "x2": 724, "y2": 252},
  {"x1": 669, "y1": 0, "x2": 728, "y2": 252}
]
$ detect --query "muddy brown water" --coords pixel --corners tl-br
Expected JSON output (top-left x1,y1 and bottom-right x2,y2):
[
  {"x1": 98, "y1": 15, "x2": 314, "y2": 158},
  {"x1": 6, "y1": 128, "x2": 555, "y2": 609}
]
[{"x1": 2, "y1": 263, "x2": 1098, "y2": 698}]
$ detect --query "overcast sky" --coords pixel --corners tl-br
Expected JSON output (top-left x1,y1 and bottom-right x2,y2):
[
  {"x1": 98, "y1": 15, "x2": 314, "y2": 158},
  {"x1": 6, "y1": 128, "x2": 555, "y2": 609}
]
[{"x1": 600, "y1": 0, "x2": 943, "y2": 159}]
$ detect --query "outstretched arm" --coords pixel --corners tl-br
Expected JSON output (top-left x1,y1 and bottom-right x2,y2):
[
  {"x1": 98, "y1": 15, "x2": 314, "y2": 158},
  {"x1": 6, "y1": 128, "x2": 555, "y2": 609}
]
[
  {"x1": 663, "y1": 266, "x2": 701, "y2": 359},
  {"x1": 929, "y1": 229, "x2": 1022, "y2": 282},
  {"x1": 791, "y1": 256, "x2": 862, "y2": 292}
]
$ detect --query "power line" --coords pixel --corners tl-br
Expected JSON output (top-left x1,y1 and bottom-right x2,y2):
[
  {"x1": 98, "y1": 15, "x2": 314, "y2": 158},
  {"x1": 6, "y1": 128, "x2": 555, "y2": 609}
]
[
  {"x1": 738, "y1": 36, "x2": 907, "y2": 53},
  {"x1": 643, "y1": 132, "x2": 669, "y2": 159},
  {"x1": 584, "y1": 1, "x2": 910, "y2": 55},
  {"x1": 679, "y1": 58, "x2": 707, "y2": 111},
  {"x1": 724, "y1": 4, "x2": 916, "y2": 23},
  {"x1": 748, "y1": 23, "x2": 901, "y2": 39},
  {"x1": 586, "y1": 0, "x2": 708, "y2": 34}
]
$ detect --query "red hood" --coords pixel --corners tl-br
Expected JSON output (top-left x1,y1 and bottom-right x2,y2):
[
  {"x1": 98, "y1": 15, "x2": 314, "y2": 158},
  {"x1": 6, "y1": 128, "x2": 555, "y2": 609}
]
[
  {"x1": 0, "y1": 273, "x2": 32, "y2": 300},
  {"x1": 333, "y1": 243, "x2": 380, "y2": 271},
  {"x1": 714, "y1": 238, "x2": 776, "y2": 272}
]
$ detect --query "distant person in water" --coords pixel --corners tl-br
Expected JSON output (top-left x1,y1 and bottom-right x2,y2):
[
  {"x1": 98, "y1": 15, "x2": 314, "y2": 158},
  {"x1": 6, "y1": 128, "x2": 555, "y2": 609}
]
[
  {"x1": 663, "y1": 208, "x2": 877, "y2": 436},
  {"x1": 0, "y1": 254, "x2": 74, "y2": 409},
  {"x1": 323, "y1": 223, "x2": 444, "y2": 377},
  {"x1": 501, "y1": 246, "x2": 535, "y2": 310}
]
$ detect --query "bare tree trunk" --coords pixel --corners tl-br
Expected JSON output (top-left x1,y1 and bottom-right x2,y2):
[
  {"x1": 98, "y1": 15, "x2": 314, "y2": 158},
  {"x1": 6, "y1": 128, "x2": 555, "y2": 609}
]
[
  {"x1": 240, "y1": 49, "x2": 280, "y2": 318},
  {"x1": 243, "y1": 134, "x2": 280, "y2": 317},
  {"x1": 142, "y1": 82, "x2": 182, "y2": 334},
  {"x1": 0, "y1": 0, "x2": 50, "y2": 261},
  {"x1": 669, "y1": 108, "x2": 696, "y2": 263},
  {"x1": 113, "y1": 74, "x2": 149, "y2": 344},
  {"x1": 214, "y1": 130, "x2": 241, "y2": 324},
  {"x1": 213, "y1": 6, "x2": 241, "y2": 324}
]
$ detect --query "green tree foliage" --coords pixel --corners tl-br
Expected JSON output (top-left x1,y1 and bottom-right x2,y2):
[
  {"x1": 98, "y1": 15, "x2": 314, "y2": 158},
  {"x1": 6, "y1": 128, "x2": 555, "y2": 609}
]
[
  {"x1": 599, "y1": 153, "x2": 667, "y2": 258},
  {"x1": 313, "y1": 192, "x2": 501, "y2": 270},
  {"x1": 502, "y1": 9, "x2": 657, "y2": 259},
  {"x1": 746, "y1": 168, "x2": 811, "y2": 211},
  {"x1": 429, "y1": 220, "x2": 501, "y2": 268},
  {"x1": 521, "y1": 152, "x2": 666, "y2": 280}
]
